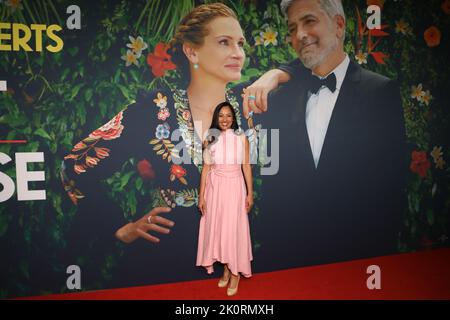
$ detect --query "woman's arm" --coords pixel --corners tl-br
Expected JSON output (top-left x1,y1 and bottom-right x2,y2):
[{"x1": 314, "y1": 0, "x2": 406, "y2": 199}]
[
  {"x1": 240, "y1": 60, "x2": 310, "y2": 118},
  {"x1": 240, "y1": 69, "x2": 292, "y2": 119},
  {"x1": 242, "y1": 136, "x2": 254, "y2": 213},
  {"x1": 198, "y1": 146, "x2": 211, "y2": 215},
  {"x1": 61, "y1": 99, "x2": 174, "y2": 246}
]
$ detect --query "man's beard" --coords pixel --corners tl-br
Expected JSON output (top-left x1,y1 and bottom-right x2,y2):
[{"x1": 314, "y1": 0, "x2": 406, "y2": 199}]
[{"x1": 298, "y1": 36, "x2": 339, "y2": 70}]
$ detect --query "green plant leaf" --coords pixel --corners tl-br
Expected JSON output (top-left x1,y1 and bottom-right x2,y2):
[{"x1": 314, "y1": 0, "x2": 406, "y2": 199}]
[
  {"x1": 70, "y1": 84, "x2": 84, "y2": 100},
  {"x1": 120, "y1": 171, "x2": 134, "y2": 189},
  {"x1": 34, "y1": 128, "x2": 52, "y2": 140},
  {"x1": 116, "y1": 84, "x2": 131, "y2": 101},
  {"x1": 84, "y1": 88, "x2": 93, "y2": 102}
]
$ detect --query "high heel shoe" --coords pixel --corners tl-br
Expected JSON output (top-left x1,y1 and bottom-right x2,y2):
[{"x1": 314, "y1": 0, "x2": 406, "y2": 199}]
[
  {"x1": 218, "y1": 273, "x2": 231, "y2": 287},
  {"x1": 227, "y1": 274, "x2": 240, "y2": 296}
]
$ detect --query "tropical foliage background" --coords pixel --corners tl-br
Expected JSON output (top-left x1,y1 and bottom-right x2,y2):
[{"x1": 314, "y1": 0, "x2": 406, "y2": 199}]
[{"x1": 0, "y1": 0, "x2": 449, "y2": 298}]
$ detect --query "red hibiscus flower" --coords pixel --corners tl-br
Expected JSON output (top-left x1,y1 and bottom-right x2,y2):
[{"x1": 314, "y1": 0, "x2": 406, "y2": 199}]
[
  {"x1": 170, "y1": 164, "x2": 186, "y2": 178},
  {"x1": 170, "y1": 164, "x2": 187, "y2": 185},
  {"x1": 147, "y1": 42, "x2": 177, "y2": 77},
  {"x1": 410, "y1": 150, "x2": 431, "y2": 178},
  {"x1": 89, "y1": 111, "x2": 124, "y2": 140},
  {"x1": 424, "y1": 26, "x2": 441, "y2": 47},
  {"x1": 137, "y1": 159, "x2": 155, "y2": 180}
]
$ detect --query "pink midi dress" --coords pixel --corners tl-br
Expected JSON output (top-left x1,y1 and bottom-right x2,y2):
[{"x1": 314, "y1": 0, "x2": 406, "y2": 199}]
[{"x1": 196, "y1": 129, "x2": 253, "y2": 277}]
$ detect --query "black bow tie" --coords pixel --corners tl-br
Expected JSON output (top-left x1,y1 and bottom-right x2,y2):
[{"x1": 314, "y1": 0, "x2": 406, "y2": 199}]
[{"x1": 309, "y1": 72, "x2": 337, "y2": 94}]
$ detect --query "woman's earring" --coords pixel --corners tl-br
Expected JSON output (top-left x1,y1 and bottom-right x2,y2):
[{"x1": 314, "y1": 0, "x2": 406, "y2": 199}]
[{"x1": 193, "y1": 63, "x2": 199, "y2": 70}]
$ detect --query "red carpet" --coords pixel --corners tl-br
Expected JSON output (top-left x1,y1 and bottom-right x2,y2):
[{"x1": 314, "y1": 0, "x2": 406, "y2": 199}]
[{"x1": 19, "y1": 248, "x2": 450, "y2": 300}]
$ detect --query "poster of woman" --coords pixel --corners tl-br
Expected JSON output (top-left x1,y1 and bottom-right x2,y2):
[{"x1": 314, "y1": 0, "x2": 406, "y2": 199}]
[{"x1": 0, "y1": 0, "x2": 449, "y2": 305}]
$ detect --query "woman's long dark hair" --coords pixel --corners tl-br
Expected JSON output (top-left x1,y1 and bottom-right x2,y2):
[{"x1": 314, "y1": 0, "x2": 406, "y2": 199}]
[{"x1": 205, "y1": 101, "x2": 240, "y2": 147}]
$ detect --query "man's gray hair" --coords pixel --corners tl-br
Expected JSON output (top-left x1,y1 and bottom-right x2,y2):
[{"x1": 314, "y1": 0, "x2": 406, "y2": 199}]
[
  {"x1": 280, "y1": 0, "x2": 345, "y2": 20},
  {"x1": 280, "y1": 0, "x2": 346, "y2": 40}
]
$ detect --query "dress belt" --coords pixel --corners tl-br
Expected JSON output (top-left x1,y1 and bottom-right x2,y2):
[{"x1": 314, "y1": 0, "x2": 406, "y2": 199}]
[{"x1": 209, "y1": 167, "x2": 242, "y2": 178}]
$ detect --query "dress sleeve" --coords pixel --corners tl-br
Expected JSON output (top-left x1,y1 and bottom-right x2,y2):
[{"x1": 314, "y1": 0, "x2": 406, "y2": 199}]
[{"x1": 60, "y1": 97, "x2": 150, "y2": 259}]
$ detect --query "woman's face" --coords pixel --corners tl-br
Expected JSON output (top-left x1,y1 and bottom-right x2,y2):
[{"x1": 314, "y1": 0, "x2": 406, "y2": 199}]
[
  {"x1": 218, "y1": 106, "x2": 234, "y2": 131},
  {"x1": 194, "y1": 17, "x2": 246, "y2": 83}
]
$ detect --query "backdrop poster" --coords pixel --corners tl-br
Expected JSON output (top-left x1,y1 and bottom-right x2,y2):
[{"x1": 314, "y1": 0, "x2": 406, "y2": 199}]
[{"x1": 1, "y1": 0, "x2": 449, "y2": 299}]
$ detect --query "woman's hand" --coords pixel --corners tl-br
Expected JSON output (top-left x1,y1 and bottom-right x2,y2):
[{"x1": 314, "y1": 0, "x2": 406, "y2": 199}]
[
  {"x1": 242, "y1": 69, "x2": 291, "y2": 118},
  {"x1": 115, "y1": 207, "x2": 174, "y2": 244},
  {"x1": 198, "y1": 197, "x2": 206, "y2": 216},
  {"x1": 245, "y1": 194, "x2": 254, "y2": 213}
]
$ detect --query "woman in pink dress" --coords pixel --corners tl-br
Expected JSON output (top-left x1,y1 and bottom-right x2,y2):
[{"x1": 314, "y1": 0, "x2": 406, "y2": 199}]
[{"x1": 196, "y1": 101, "x2": 254, "y2": 296}]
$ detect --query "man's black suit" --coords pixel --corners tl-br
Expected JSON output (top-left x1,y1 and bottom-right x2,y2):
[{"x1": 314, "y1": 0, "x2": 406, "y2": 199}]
[{"x1": 253, "y1": 60, "x2": 407, "y2": 272}]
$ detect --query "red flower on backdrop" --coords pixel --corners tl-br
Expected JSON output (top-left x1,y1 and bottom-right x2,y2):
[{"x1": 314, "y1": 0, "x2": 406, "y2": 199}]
[
  {"x1": 72, "y1": 141, "x2": 87, "y2": 152},
  {"x1": 85, "y1": 156, "x2": 99, "y2": 168},
  {"x1": 424, "y1": 26, "x2": 441, "y2": 47},
  {"x1": 137, "y1": 159, "x2": 155, "y2": 180},
  {"x1": 146, "y1": 43, "x2": 177, "y2": 77},
  {"x1": 89, "y1": 111, "x2": 124, "y2": 140},
  {"x1": 355, "y1": 7, "x2": 389, "y2": 65},
  {"x1": 442, "y1": 0, "x2": 450, "y2": 15},
  {"x1": 94, "y1": 147, "x2": 110, "y2": 159},
  {"x1": 170, "y1": 164, "x2": 187, "y2": 185},
  {"x1": 410, "y1": 151, "x2": 431, "y2": 178},
  {"x1": 170, "y1": 164, "x2": 186, "y2": 179},
  {"x1": 367, "y1": 0, "x2": 384, "y2": 10}
]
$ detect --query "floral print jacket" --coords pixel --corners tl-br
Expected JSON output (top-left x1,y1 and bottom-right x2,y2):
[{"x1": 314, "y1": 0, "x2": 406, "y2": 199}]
[
  {"x1": 60, "y1": 88, "x2": 249, "y2": 273},
  {"x1": 62, "y1": 87, "x2": 244, "y2": 211}
]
